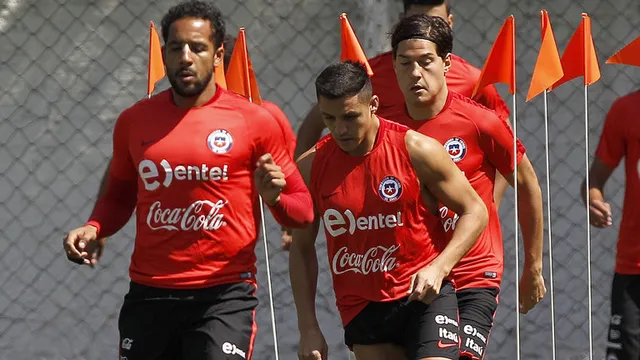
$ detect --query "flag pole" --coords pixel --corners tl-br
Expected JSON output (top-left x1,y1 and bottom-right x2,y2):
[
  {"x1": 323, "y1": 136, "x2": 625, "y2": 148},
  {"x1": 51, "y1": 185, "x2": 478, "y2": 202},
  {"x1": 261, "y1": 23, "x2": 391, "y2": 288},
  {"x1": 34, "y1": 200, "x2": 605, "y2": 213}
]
[
  {"x1": 513, "y1": 90, "x2": 521, "y2": 360},
  {"x1": 584, "y1": 83, "x2": 593, "y2": 360},
  {"x1": 543, "y1": 89, "x2": 557, "y2": 360},
  {"x1": 510, "y1": 14, "x2": 521, "y2": 360},
  {"x1": 240, "y1": 27, "x2": 280, "y2": 360}
]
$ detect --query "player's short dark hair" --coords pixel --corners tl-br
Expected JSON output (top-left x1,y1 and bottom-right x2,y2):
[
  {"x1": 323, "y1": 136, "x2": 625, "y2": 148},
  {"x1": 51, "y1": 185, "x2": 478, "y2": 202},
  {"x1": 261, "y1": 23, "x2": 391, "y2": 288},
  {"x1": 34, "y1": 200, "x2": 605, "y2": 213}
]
[
  {"x1": 403, "y1": 0, "x2": 451, "y2": 14},
  {"x1": 391, "y1": 14, "x2": 453, "y2": 59},
  {"x1": 315, "y1": 61, "x2": 372, "y2": 101},
  {"x1": 223, "y1": 35, "x2": 236, "y2": 72},
  {"x1": 161, "y1": 0, "x2": 226, "y2": 49}
]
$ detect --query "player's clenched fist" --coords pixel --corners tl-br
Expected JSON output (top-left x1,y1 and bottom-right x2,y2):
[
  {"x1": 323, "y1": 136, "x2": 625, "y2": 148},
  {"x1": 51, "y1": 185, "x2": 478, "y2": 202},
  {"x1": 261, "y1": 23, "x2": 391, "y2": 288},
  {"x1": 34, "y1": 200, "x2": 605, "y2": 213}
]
[
  {"x1": 254, "y1": 153, "x2": 286, "y2": 205},
  {"x1": 63, "y1": 225, "x2": 100, "y2": 267},
  {"x1": 298, "y1": 327, "x2": 328, "y2": 360}
]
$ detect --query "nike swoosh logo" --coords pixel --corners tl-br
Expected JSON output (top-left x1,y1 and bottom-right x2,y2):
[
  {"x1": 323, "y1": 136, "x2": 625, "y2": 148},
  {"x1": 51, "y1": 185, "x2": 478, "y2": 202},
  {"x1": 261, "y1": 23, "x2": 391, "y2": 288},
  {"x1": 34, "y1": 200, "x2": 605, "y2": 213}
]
[{"x1": 437, "y1": 340, "x2": 458, "y2": 349}]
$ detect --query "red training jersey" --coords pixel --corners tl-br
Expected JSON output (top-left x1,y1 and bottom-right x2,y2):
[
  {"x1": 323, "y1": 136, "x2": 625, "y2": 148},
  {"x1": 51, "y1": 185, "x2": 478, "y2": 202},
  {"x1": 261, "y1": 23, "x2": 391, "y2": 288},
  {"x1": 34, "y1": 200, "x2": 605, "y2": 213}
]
[
  {"x1": 90, "y1": 88, "x2": 306, "y2": 289},
  {"x1": 310, "y1": 117, "x2": 443, "y2": 326},
  {"x1": 368, "y1": 51, "x2": 510, "y2": 122},
  {"x1": 594, "y1": 91, "x2": 640, "y2": 274},
  {"x1": 262, "y1": 100, "x2": 297, "y2": 159},
  {"x1": 393, "y1": 91, "x2": 525, "y2": 290}
]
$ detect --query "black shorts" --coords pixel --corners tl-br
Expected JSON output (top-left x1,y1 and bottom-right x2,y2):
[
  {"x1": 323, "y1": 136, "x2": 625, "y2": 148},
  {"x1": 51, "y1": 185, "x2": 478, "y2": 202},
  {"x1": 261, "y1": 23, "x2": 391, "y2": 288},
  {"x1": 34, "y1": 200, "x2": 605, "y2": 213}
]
[
  {"x1": 606, "y1": 273, "x2": 640, "y2": 360},
  {"x1": 118, "y1": 281, "x2": 258, "y2": 360},
  {"x1": 344, "y1": 281, "x2": 459, "y2": 360},
  {"x1": 457, "y1": 287, "x2": 499, "y2": 360}
]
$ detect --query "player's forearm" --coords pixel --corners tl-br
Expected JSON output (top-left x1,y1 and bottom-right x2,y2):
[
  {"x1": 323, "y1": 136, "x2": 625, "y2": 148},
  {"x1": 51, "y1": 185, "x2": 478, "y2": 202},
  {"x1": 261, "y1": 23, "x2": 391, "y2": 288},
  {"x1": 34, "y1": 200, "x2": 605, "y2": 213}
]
[
  {"x1": 289, "y1": 236, "x2": 321, "y2": 330},
  {"x1": 86, "y1": 176, "x2": 137, "y2": 238},
  {"x1": 432, "y1": 204, "x2": 488, "y2": 275},
  {"x1": 581, "y1": 178, "x2": 605, "y2": 205},
  {"x1": 92, "y1": 160, "x2": 111, "y2": 211},
  {"x1": 518, "y1": 180, "x2": 544, "y2": 271},
  {"x1": 268, "y1": 171, "x2": 314, "y2": 228},
  {"x1": 294, "y1": 105, "x2": 325, "y2": 160}
]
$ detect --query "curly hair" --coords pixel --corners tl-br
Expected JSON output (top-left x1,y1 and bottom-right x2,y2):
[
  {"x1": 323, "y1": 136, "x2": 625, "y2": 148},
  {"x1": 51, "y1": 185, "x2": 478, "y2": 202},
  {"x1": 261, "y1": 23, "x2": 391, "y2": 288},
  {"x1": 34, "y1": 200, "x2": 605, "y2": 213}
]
[{"x1": 161, "y1": 0, "x2": 225, "y2": 48}]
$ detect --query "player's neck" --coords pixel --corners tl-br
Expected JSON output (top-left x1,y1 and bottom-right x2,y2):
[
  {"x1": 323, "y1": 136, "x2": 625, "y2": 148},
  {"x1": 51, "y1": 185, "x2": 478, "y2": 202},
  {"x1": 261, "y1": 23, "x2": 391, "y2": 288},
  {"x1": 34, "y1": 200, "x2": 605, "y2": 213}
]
[
  {"x1": 349, "y1": 115, "x2": 380, "y2": 156},
  {"x1": 171, "y1": 83, "x2": 218, "y2": 108},
  {"x1": 406, "y1": 87, "x2": 449, "y2": 121}
]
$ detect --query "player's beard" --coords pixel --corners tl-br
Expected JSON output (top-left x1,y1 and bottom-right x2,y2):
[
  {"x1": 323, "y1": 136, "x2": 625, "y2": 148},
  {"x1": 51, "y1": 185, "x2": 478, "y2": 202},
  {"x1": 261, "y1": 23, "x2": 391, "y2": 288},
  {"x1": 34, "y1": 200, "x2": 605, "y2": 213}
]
[{"x1": 168, "y1": 69, "x2": 214, "y2": 98}]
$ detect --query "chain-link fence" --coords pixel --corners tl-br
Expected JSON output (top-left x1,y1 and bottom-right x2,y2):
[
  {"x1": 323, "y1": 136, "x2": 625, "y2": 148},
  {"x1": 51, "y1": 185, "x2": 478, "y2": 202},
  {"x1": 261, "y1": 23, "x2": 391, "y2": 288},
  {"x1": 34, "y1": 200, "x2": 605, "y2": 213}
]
[{"x1": 1, "y1": 0, "x2": 639, "y2": 359}]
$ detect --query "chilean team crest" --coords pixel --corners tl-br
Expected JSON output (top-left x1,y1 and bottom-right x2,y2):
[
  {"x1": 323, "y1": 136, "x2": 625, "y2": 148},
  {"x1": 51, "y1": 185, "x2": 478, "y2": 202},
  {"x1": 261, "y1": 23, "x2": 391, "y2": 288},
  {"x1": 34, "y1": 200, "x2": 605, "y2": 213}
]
[
  {"x1": 207, "y1": 129, "x2": 233, "y2": 154},
  {"x1": 378, "y1": 176, "x2": 402, "y2": 202},
  {"x1": 444, "y1": 137, "x2": 467, "y2": 162}
]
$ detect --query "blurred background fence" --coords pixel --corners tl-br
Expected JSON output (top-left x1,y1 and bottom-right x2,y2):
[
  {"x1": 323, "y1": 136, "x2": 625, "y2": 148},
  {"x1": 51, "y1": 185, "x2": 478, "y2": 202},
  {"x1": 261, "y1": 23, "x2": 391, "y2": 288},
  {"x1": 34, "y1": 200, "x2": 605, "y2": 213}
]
[{"x1": 1, "y1": 0, "x2": 639, "y2": 359}]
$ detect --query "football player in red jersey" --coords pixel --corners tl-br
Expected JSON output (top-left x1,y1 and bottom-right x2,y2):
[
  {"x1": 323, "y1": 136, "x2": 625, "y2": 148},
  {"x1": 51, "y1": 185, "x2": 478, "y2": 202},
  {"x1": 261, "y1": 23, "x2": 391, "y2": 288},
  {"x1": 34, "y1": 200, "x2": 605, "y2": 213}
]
[
  {"x1": 62, "y1": 1, "x2": 312, "y2": 359},
  {"x1": 291, "y1": 0, "x2": 512, "y2": 224},
  {"x1": 85, "y1": 33, "x2": 299, "y2": 261},
  {"x1": 582, "y1": 90, "x2": 640, "y2": 359},
  {"x1": 290, "y1": 61, "x2": 488, "y2": 360},
  {"x1": 389, "y1": 14, "x2": 546, "y2": 360}
]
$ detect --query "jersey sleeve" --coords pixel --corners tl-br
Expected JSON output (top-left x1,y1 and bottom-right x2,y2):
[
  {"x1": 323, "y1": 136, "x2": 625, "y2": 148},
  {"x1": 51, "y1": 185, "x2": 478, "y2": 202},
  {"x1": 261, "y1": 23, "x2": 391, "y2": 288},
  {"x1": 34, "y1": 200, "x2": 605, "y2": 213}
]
[
  {"x1": 473, "y1": 84, "x2": 510, "y2": 122},
  {"x1": 595, "y1": 98, "x2": 627, "y2": 168},
  {"x1": 262, "y1": 101, "x2": 298, "y2": 159},
  {"x1": 108, "y1": 109, "x2": 138, "y2": 180},
  {"x1": 252, "y1": 106, "x2": 297, "y2": 177},
  {"x1": 476, "y1": 109, "x2": 525, "y2": 177},
  {"x1": 86, "y1": 109, "x2": 138, "y2": 236}
]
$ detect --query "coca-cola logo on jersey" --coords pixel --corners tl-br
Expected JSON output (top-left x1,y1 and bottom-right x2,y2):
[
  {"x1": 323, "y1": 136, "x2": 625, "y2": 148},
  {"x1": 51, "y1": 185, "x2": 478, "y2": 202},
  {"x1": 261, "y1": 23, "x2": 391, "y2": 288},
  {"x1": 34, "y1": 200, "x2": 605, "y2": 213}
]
[
  {"x1": 138, "y1": 159, "x2": 229, "y2": 191},
  {"x1": 322, "y1": 208, "x2": 404, "y2": 237},
  {"x1": 146, "y1": 200, "x2": 227, "y2": 231},
  {"x1": 331, "y1": 245, "x2": 400, "y2": 275}
]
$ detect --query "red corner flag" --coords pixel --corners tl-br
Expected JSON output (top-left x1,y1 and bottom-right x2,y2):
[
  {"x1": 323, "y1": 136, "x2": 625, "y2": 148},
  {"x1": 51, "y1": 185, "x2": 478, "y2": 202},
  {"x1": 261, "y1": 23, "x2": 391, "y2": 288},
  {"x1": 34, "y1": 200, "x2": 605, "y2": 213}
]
[
  {"x1": 214, "y1": 43, "x2": 227, "y2": 89},
  {"x1": 147, "y1": 21, "x2": 165, "y2": 96},
  {"x1": 606, "y1": 35, "x2": 640, "y2": 67},
  {"x1": 552, "y1": 13, "x2": 601, "y2": 89},
  {"x1": 339, "y1": 13, "x2": 373, "y2": 76},
  {"x1": 226, "y1": 28, "x2": 262, "y2": 105},
  {"x1": 472, "y1": 16, "x2": 516, "y2": 98},
  {"x1": 526, "y1": 10, "x2": 563, "y2": 101}
]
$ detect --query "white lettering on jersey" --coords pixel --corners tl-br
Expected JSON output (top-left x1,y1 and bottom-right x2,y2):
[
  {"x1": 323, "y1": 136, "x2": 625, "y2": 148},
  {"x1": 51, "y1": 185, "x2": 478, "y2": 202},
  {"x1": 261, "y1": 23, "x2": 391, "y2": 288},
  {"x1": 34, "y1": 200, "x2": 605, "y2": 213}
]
[
  {"x1": 139, "y1": 159, "x2": 229, "y2": 191},
  {"x1": 146, "y1": 200, "x2": 227, "y2": 231},
  {"x1": 331, "y1": 245, "x2": 399, "y2": 275},
  {"x1": 322, "y1": 208, "x2": 404, "y2": 237},
  {"x1": 438, "y1": 206, "x2": 459, "y2": 233},
  {"x1": 637, "y1": 159, "x2": 640, "y2": 180}
]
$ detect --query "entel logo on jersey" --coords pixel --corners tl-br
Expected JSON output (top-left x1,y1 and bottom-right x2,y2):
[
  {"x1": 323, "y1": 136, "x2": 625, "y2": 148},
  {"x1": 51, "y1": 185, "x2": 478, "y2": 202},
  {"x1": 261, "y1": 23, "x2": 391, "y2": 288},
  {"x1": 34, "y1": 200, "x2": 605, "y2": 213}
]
[
  {"x1": 444, "y1": 137, "x2": 467, "y2": 162},
  {"x1": 378, "y1": 176, "x2": 402, "y2": 202},
  {"x1": 138, "y1": 159, "x2": 228, "y2": 191},
  {"x1": 207, "y1": 129, "x2": 233, "y2": 154},
  {"x1": 322, "y1": 208, "x2": 404, "y2": 237}
]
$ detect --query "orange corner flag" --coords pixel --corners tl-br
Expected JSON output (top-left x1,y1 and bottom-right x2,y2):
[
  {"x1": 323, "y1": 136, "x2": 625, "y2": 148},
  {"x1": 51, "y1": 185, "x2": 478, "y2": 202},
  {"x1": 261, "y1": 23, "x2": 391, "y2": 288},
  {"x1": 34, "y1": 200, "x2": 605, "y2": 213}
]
[
  {"x1": 147, "y1": 21, "x2": 165, "y2": 96},
  {"x1": 339, "y1": 13, "x2": 373, "y2": 76},
  {"x1": 226, "y1": 28, "x2": 262, "y2": 105},
  {"x1": 606, "y1": 35, "x2": 640, "y2": 67},
  {"x1": 472, "y1": 15, "x2": 516, "y2": 98},
  {"x1": 552, "y1": 13, "x2": 601, "y2": 89},
  {"x1": 214, "y1": 44, "x2": 227, "y2": 89},
  {"x1": 526, "y1": 10, "x2": 563, "y2": 101}
]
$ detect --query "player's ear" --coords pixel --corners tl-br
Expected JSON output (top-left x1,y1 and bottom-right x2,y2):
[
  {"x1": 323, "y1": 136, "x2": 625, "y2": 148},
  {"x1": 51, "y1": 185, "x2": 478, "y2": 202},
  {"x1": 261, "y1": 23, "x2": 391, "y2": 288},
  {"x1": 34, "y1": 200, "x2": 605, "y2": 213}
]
[
  {"x1": 369, "y1": 95, "x2": 379, "y2": 114},
  {"x1": 448, "y1": 14, "x2": 454, "y2": 28},
  {"x1": 443, "y1": 53, "x2": 452, "y2": 74},
  {"x1": 213, "y1": 44, "x2": 224, "y2": 68}
]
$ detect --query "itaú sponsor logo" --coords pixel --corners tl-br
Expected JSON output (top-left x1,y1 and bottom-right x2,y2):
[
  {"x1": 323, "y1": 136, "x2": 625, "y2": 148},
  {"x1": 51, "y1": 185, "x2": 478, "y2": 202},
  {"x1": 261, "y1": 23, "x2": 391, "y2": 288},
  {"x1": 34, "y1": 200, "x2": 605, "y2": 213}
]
[
  {"x1": 322, "y1": 208, "x2": 404, "y2": 237},
  {"x1": 138, "y1": 159, "x2": 229, "y2": 191},
  {"x1": 331, "y1": 244, "x2": 400, "y2": 275},
  {"x1": 146, "y1": 200, "x2": 227, "y2": 231}
]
